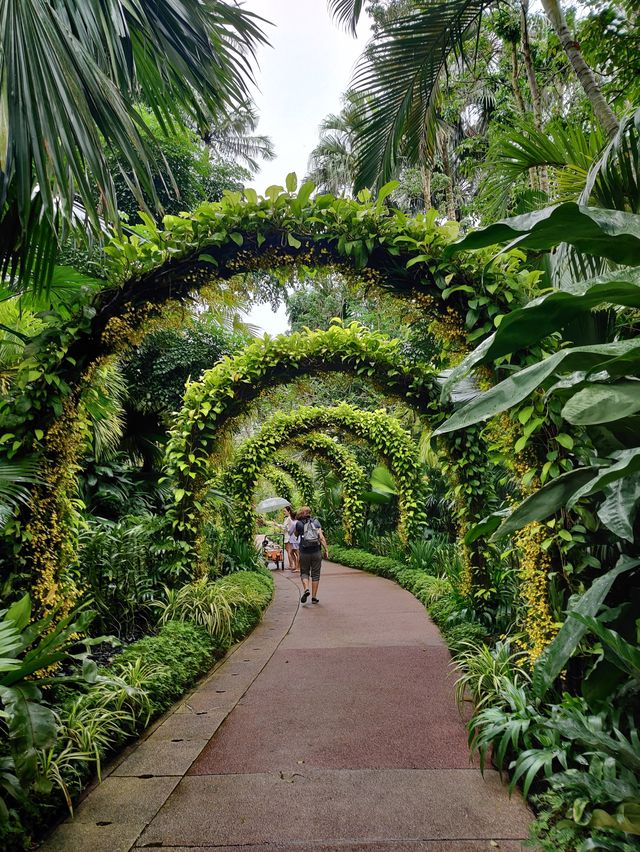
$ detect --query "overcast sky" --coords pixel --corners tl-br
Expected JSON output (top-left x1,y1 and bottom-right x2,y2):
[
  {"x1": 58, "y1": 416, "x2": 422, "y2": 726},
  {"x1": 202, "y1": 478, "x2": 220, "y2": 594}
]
[{"x1": 240, "y1": 0, "x2": 371, "y2": 335}]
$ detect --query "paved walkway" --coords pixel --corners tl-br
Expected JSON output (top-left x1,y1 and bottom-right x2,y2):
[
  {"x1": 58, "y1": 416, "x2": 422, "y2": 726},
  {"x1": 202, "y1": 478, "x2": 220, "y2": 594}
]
[{"x1": 43, "y1": 563, "x2": 531, "y2": 851}]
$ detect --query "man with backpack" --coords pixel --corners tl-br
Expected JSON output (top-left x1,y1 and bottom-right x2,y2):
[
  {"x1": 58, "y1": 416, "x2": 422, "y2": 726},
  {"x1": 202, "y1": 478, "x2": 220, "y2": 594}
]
[{"x1": 295, "y1": 506, "x2": 329, "y2": 604}]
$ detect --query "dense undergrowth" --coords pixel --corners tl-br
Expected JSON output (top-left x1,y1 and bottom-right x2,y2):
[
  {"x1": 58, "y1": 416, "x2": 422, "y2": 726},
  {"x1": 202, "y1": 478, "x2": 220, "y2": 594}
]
[{"x1": 0, "y1": 569, "x2": 273, "y2": 851}]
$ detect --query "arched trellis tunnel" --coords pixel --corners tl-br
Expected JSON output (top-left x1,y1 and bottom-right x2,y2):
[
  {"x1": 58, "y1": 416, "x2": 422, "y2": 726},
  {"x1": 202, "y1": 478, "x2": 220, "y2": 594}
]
[
  {"x1": 249, "y1": 433, "x2": 367, "y2": 545},
  {"x1": 221, "y1": 404, "x2": 425, "y2": 544},
  {"x1": 268, "y1": 455, "x2": 315, "y2": 506},
  {"x1": 165, "y1": 323, "x2": 436, "y2": 550}
]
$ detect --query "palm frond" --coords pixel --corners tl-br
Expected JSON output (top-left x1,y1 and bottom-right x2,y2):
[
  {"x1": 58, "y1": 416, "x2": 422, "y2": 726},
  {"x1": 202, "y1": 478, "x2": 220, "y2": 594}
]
[
  {"x1": 479, "y1": 120, "x2": 606, "y2": 218},
  {"x1": 349, "y1": 0, "x2": 487, "y2": 190},
  {"x1": 327, "y1": 0, "x2": 366, "y2": 35},
  {"x1": 0, "y1": 458, "x2": 41, "y2": 527},
  {"x1": 582, "y1": 107, "x2": 640, "y2": 212},
  {"x1": 0, "y1": 0, "x2": 268, "y2": 289}
]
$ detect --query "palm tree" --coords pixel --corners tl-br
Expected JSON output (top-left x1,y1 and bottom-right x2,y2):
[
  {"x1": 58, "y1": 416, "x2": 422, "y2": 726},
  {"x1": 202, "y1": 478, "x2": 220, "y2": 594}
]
[
  {"x1": 200, "y1": 101, "x2": 275, "y2": 172},
  {"x1": 0, "y1": 0, "x2": 268, "y2": 287},
  {"x1": 306, "y1": 94, "x2": 362, "y2": 195},
  {"x1": 328, "y1": 0, "x2": 620, "y2": 190}
]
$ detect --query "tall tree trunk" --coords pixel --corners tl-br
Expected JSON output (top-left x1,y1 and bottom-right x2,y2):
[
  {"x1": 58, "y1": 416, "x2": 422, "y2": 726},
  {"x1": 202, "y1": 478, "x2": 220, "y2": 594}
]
[
  {"x1": 509, "y1": 41, "x2": 526, "y2": 115},
  {"x1": 421, "y1": 165, "x2": 432, "y2": 210},
  {"x1": 520, "y1": 1, "x2": 550, "y2": 195},
  {"x1": 540, "y1": 0, "x2": 619, "y2": 138},
  {"x1": 439, "y1": 129, "x2": 456, "y2": 221}
]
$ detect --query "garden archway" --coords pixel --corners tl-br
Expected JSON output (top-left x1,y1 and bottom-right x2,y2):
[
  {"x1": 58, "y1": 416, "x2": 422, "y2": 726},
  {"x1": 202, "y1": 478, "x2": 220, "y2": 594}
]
[
  {"x1": 269, "y1": 455, "x2": 315, "y2": 506},
  {"x1": 251, "y1": 434, "x2": 367, "y2": 544},
  {"x1": 221, "y1": 404, "x2": 425, "y2": 543},
  {"x1": 165, "y1": 322, "x2": 435, "y2": 546}
]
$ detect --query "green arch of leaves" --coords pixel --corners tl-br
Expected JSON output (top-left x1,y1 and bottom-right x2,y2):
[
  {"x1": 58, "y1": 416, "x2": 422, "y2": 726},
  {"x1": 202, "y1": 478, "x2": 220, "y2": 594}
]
[
  {"x1": 260, "y1": 465, "x2": 295, "y2": 506},
  {"x1": 99, "y1": 175, "x2": 525, "y2": 345},
  {"x1": 269, "y1": 455, "x2": 315, "y2": 506},
  {"x1": 288, "y1": 433, "x2": 368, "y2": 545},
  {"x1": 222, "y1": 404, "x2": 425, "y2": 543},
  {"x1": 165, "y1": 322, "x2": 436, "y2": 545}
]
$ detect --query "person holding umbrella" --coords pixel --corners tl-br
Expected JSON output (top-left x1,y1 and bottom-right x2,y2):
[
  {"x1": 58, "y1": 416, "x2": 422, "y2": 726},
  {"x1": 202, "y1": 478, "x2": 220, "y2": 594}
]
[{"x1": 282, "y1": 505, "x2": 299, "y2": 573}]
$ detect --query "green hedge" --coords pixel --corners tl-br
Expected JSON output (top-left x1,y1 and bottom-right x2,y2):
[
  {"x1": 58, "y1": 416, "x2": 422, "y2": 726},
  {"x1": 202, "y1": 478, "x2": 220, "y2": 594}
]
[
  {"x1": 330, "y1": 545, "x2": 487, "y2": 652},
  {"x1": 3, "y1": 570, "x2": 273, "y2": 851},
  {"x1": 110, "y1": 570, "x2": 273, "y2": 715}
]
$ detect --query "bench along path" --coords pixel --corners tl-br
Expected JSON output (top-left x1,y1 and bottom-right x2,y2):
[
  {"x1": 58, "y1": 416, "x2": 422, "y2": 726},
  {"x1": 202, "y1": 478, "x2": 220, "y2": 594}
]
[{"x1": 44, "y1": 562, "x2": 531, "y2": 851}]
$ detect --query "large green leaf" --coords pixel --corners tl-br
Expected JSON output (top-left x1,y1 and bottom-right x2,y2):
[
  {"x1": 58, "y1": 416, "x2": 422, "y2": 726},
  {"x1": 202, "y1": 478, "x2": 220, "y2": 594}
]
[
  {"x1": 491, "y1": 468, "x2": 599, "y2": 541},
  {"x1": 532, "y1": 556, "x2": 640, "y2": 699},
  {"x1": 370, "y1": 465, "x2": 397, "y2": 495},
  {"x1": 568, "y1": 448, "x2": 640, "y2": 507},
  {"x1": 597, "y1": 472, "x2": 640, "y2": 542},
  {"x1": 561, "y1": 382, "x2": 640, "y2": 425},
  {"x1": 0, "y1": 683, "x2": 56, "y2": 784},
  {"x1": 435, "y1": 339, "x2": 640, "y2": 435},
  {"x1": 570, "y1": 613, "x2": 640, "y2": 678},
  {"x1": 442, "y1": 268, "x2": 640, "y2": 397},
  {"x1": 449, "y1": 203, "x2": 640, "y2": 265}
]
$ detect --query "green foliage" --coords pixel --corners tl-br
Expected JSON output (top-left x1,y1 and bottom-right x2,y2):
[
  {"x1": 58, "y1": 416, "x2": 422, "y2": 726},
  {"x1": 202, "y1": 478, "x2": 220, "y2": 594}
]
[
  {"x1": 0, "y1": 0, "x2": 266, "y2": 288},
  {"x1": 110, "y1": 621, "x2": 216, "y2": 714},
  {"x1": 77, "y1": 514, "x2": 188, "y2": 638},
  {"x1": 452, "y1": 202, "x2": 640, "y2": 265},
  {"x1": 122, "y1": 323, "x2": 247, "y2": 416},
  {"x1": 270, "y1": 455, "x2": 315, "y2": 507},
  {"x1": 532, "y1": 557, "x2": 639, "y2": 700},
  {"x1": 0, "y1": 595, "x2": 97, "y2": 825},
  {"x1": 455, "y1": 639, "x2": 531, "y2": 711},
  {"x1": 154, "y1": 571, "x2": 273, "y2": 648},
  {"x1": 222, "y1": 404, "x2": 425, "y2": 546}
]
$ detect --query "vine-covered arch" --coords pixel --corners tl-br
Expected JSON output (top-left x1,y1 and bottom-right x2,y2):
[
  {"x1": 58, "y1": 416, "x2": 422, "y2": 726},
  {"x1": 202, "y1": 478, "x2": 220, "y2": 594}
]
[
  {"x1": 221, "y1": 405, "x2": 425, "y2": 543},
  {"x1": 165, "y1": 322, "x2": 436, "y2": 545},
  {"x1": 269, "y1": 455, "x2": 315, "y2": 506},
  {"x1": 260, "y1": 466, "x2": 295, "y2": 506},
  {"x1": 289, "y1": 433, "x2": 367, "y2": 544},
  {"x1": 6, "y1": 183, "x2": 526, "y2": 612},
  {"x1": 243, "y1": 436, "x2": 366, "y2": 543}
]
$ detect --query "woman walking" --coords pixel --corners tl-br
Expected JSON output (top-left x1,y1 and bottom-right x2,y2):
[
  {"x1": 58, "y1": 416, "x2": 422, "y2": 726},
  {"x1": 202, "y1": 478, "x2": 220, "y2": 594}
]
[
  {"x1": 295, "y1": 506, "x2": 329, "y2": 604},
  {"x1": 282, "y1": 506, "x2": 299, "y2": 573}
]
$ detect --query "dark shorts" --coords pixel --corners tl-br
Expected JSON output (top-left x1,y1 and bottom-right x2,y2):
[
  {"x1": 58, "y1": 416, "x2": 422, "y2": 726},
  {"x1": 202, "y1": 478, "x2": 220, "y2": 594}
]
[{"x1": 299, "y1": 549, "x2": 322, "y2": 581}]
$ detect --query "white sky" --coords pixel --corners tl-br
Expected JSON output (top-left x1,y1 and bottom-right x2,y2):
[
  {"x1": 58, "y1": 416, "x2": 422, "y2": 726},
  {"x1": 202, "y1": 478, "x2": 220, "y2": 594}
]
[{"x1": 239, "y1": 0, "x2": 371, "y2": 336}]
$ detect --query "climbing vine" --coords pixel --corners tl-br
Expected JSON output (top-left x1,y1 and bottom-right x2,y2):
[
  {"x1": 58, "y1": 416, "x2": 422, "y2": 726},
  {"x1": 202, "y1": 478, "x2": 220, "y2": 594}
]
[
  {"x1": 221, "y1": 405, "x2": 425, "y2": 545},
  {"x1": 165, "y1": 322, "x2": 436, "y2": 543},
  {"x1": 289, "y1": 433, "x2": 368, "y2": 544},
  {"x1": 270, "y1": 455, "x2": 315, "y2": 506}
]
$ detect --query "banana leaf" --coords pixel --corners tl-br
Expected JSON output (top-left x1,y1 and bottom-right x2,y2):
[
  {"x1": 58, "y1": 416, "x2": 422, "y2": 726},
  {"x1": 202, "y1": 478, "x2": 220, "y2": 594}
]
[
  {"x1": 441, "y1": 268, "x2": 640, "y2": 397},
  {"x1": 435, "y1": 339, "x2": 640, "y2": 435},
  {"x1": 448, "y1": 203, "x2": 640, "y2": 266},
  {"x1": 532, "y1": 556, "x2": 640, "y2": 699}
]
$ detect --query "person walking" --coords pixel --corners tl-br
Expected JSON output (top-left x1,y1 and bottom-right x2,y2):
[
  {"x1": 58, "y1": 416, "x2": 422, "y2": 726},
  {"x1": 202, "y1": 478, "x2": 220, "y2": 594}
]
[
  {"x1": 295, "y1": 506, "x2": 328, "y2": 605},
  {"x1": 282, "y1": 506, "x2": 299, "y2": 573}
]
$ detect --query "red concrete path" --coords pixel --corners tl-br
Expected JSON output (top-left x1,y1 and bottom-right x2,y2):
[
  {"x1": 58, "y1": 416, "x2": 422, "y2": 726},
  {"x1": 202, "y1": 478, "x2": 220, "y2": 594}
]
[{"x1": 43, "y1": 562, "x2": 531, "y2": 851}]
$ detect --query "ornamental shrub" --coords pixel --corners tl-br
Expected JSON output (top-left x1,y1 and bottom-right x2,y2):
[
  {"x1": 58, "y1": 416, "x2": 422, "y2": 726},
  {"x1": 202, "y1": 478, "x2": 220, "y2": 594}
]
[
  {"x1": 441, "y1": 622, "x2": 489, "y2": 655},
  {"x1": 111, "y1": 621, "x2": 217, "y2": 713}
]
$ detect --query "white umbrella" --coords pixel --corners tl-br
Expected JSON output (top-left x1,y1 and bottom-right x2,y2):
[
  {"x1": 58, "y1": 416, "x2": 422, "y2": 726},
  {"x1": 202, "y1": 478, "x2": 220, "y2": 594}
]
[{"x1": 255, "y1": 496, "x2": 290, "y2": 514}]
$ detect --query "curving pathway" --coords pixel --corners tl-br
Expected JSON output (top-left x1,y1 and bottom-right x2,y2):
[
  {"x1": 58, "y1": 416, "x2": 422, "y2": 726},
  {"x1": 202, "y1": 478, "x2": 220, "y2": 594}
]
[{"x1": 43, "y1": 562, "x2": 531, "y2": 851}]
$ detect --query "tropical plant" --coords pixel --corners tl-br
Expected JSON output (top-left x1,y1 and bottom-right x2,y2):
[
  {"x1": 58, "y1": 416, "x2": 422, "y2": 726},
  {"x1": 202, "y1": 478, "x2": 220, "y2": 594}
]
[
  {"x1": 329, "y1": 0, "x2": 620, "y2": 190},
  {"x1": 0, "y1": 594, "x2": 97, "y2": 821},
  {"x1": 154, "y1": 577, "x2": 254, "y2": 641},
  {"x1": 78, "y1": 515, "x2": 179, "y2": 637},
  {"x1": 0, "y1": 0, "x2": 267, "y2": 286},
  {"x1": 200, "y1": 100, "x2": 275, "y2": 172},
  {"x1": 454, "y1": 639, "x2": 531, "y2": 710}
]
